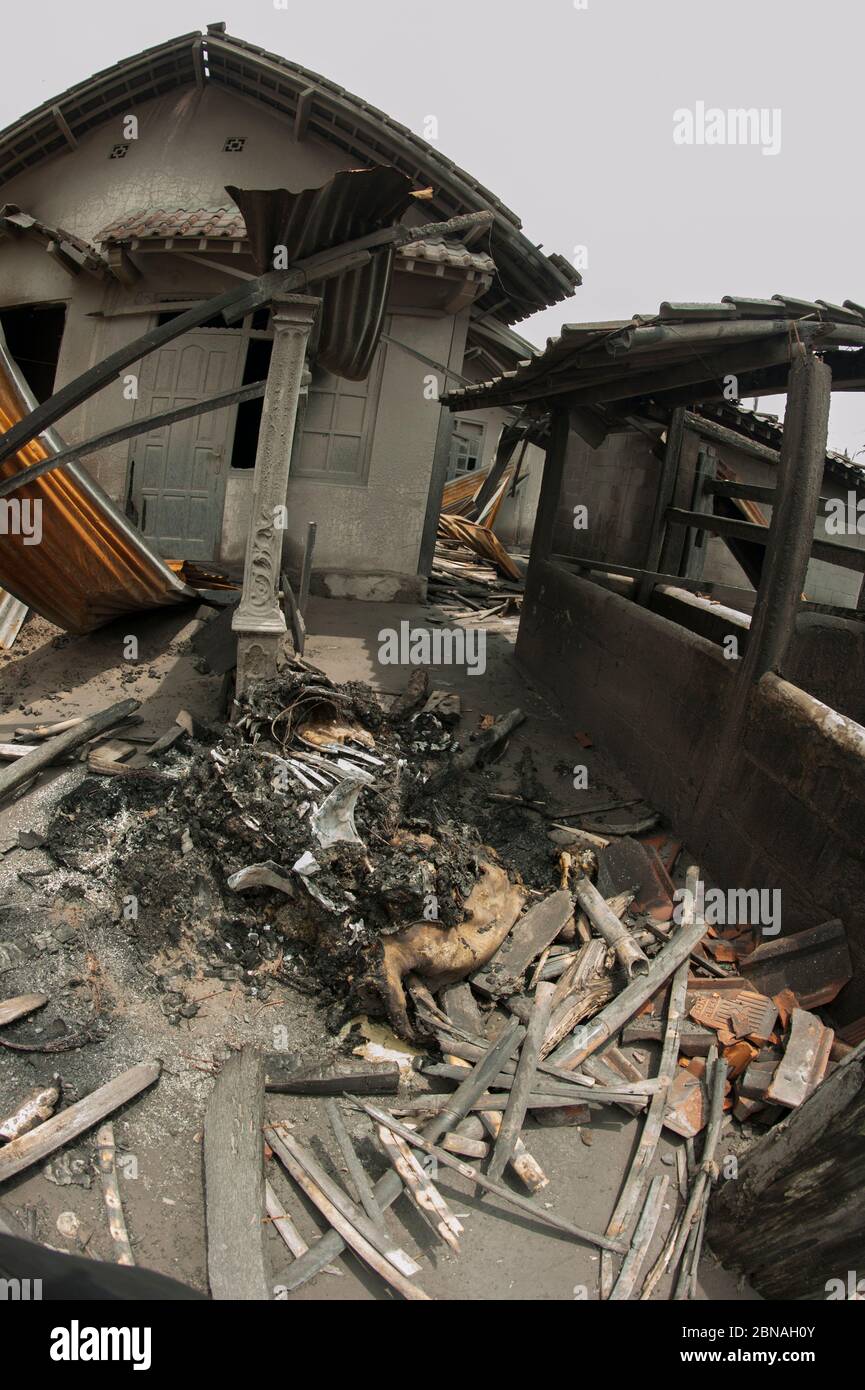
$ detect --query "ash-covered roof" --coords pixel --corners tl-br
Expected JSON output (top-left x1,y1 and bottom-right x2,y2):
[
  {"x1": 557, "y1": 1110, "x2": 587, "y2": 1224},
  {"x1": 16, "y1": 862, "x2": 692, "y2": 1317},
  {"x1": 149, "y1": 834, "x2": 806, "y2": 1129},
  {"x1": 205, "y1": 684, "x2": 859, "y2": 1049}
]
[
  {"x1": 444, "y1": 296, "x2": 865, "y2": 414},
  {"x1": 0, "y1": 26, "x2": 578, "y2": 325},
  {"x1": 95, "y1": 207, "x2": 497, "y2": 275}
]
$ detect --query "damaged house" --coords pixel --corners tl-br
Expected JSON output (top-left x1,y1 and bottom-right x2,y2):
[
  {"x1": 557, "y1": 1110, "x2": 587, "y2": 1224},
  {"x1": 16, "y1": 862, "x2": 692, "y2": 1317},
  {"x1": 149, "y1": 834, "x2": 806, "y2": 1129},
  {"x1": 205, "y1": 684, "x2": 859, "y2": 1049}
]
[
  {"x1": 0, "y1": 23, "x2": 572, "y2": 608},
  {"x1": 1, "y1": 22, "x2": 864, "y2": 1314}
]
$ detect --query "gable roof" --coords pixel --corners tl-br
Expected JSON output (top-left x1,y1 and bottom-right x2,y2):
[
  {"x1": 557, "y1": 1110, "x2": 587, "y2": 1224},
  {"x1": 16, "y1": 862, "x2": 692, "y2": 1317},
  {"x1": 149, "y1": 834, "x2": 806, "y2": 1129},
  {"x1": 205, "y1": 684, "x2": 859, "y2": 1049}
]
[{"x1": 0, "y1": 25, "x2": 579, "y2": 326}]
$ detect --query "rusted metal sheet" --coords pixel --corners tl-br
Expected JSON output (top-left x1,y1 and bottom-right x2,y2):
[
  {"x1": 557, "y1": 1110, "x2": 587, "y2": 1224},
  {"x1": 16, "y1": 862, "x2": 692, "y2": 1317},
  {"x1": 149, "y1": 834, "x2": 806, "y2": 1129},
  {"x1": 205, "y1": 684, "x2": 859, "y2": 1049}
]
[
  {"x1": 0, "y1": 328, "x2": 194, "y2": 635},
  {"x1": 229, "y1": 167, "x2": 418, "y2": 380},
  {"x1": 739, "y1": 918, "x2": 852, "y2": 1009}
]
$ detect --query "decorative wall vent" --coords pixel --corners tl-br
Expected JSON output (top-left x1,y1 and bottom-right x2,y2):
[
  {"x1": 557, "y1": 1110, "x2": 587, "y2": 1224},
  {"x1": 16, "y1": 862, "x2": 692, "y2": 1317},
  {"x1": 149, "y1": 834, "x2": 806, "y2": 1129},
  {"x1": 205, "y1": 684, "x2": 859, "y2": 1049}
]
[
  {"x1": 223, "y1": 136, "x2": 246, "y2": 153},
  {"x1": 108, "y1": 144, "x2": 129, "y2": 159}
]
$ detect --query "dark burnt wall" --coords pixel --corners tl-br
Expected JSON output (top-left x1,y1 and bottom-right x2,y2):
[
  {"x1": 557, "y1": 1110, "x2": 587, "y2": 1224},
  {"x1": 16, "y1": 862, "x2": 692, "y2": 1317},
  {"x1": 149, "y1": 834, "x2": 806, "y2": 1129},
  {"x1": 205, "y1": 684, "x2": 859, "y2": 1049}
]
[{"x1": 517, "y1": 560, "x2": 865, "y2": 1019}]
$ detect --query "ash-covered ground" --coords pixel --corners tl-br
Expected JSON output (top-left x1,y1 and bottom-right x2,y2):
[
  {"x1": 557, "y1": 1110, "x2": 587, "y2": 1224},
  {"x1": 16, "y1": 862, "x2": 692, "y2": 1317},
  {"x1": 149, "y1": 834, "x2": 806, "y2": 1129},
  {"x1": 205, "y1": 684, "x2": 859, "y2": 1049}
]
[{"x1": 45, "y1": 660, "x2": 562, "y2": 1039}]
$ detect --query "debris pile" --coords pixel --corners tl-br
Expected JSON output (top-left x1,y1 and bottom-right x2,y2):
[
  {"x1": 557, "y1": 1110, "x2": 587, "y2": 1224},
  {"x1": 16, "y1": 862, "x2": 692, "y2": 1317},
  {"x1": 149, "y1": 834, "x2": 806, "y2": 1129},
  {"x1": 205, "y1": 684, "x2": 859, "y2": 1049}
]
[
  {"x1": 46, "y1": 661, "x2": 544, "y2": 1037},
  {"x1": 1, "y1": 665, "x2": 859, "y2": 1302}
]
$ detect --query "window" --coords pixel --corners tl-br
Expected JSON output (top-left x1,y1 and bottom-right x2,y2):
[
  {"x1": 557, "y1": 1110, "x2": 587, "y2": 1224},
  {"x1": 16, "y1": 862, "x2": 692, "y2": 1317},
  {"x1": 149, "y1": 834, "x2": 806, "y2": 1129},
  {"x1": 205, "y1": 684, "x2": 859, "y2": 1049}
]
[
  {"x1": 448, "y1": 419, "x2": 485, "y2": 481},
  {"x1": 291, "y1": 356, "x2": 381, "y2": 484},
  {"x1": 0, "y1": 302, "x2": 66, "y2": 402}
]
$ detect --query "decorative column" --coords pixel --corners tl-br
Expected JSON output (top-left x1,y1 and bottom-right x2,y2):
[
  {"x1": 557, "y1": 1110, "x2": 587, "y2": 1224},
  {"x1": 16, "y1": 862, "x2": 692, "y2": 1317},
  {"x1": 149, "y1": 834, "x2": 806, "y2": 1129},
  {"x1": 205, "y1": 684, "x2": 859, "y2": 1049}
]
[{"x1": 233, "y1": 293, "x2": 319, "y2": 697}]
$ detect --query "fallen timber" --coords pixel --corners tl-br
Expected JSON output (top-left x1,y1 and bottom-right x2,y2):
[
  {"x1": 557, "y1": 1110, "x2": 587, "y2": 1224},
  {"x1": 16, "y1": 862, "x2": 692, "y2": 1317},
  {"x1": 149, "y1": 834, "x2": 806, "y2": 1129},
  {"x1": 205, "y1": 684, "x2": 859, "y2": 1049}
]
[
  {"x1": 274, "y1": 1022, "x2": 523, "y2": 1290},
  {"x1": 351, "y1": 1099, "x2": 627, "y2": 1255},
  {"x1": 549, "y1": 877, "x2": 709, "y2": 1070}
]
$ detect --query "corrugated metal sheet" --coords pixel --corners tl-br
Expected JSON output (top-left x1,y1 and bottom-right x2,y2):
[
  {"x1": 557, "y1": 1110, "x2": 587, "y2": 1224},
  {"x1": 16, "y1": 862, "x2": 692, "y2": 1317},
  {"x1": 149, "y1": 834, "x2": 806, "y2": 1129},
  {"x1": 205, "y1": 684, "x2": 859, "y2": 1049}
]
[
  {"x1": 0, "y1": 327, "x2": 194, "y2": 635},
  {"x1": 0, "y1": 589, "x2": 27, "y2": 648},
  {"x1": 229, "y1": 166, "x2": 417, "y2": 380}
]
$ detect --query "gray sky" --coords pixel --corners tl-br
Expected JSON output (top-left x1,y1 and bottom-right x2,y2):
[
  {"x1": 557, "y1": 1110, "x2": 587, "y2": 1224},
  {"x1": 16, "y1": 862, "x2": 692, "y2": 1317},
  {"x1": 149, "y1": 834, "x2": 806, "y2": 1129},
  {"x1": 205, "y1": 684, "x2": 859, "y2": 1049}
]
[{"x1": 5, "y1": 0, "x2": 864, "y2": 454}]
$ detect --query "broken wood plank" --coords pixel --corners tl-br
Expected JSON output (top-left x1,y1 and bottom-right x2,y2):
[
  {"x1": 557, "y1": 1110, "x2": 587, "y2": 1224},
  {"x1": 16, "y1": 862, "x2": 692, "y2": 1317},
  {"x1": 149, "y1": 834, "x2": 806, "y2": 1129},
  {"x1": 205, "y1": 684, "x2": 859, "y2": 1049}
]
[
  {"x1": 420, "y1": 708, "x2": 525, "y2": 800},
  {"x1": 622, "y1": 1015, "x2": 716, "y2": 1056},
  {"x1": 707, "y1": 1039, "x2": 865, "y2": 1299},
  {"x1": 94, "y1": 1121, "x2": 134, "y2": 1267},
  {"x1": 472, "y1": 889, "x2": 574, "y2": 997},
  {"x1": 550, "y1": 866, "x2": 709, "y2": 1070},
  {"x1": 267, "y1": 1127, "x2": 420, "y2": 1277},
  {"x1": 266, "y1": 1125, "x2": 430, "y2": 1301},
  {"x1": 353, "y1": 1099, "x2": 627, "y2": 1254},
  {"x1": 601, "y1": 959, "x2": 689, "y2": 1299},
  {"x1": 488, "y1": 982, "x2": 556, "y2": 1182},
  {"x1": 393, "y1": 1089, "x2": 648, "y2": 1114},
  {"x1": 0, "y1": 993, "x2": 48, "y2": 1027},
  {"x1": 442, "y1": 1132, "x2": 489, "y2": 1159},
  {"x1": 325, "y1": 1098, "x2": 386, "y2": 1230},
  {"x1": 573, "y1": 875, "x2": 648, "y2": 977},
  {"x1": 275, "y1": 1022, "x2": 522, "y2": 1291},
  {"x1": 610, "y1": 1174, "x2": 669, "y2": 1301},
  {"x1": 0, "y1": 699, "x2": 140, "y2": 804},
  {"x1": 663, "y1": 1051, "x2": 728, "y2": 1297},
  {"x1": 13, "y1": 717, "x2": 84, "y2": 739},
  {"x1": 265, "y1": 1063, "x2": 400, "y2": 1097},
  {"x1": 203, "y1": 1048, "x2": 269, "y2": 1301},
  {"x1": 766, "y1": 1009, "x2": 834, "y2": 1110},
  {"x1": 0, "y1": 1061, "x2": 160, "y2": 1184},
  {"x1": 266, "y1": 1180, "x2": 309, "y2": 1259},
  {"x1": 440, "y1": 983, "x2": 549, "y2": 1191},
  {"x1": 376, "y1": 1125, "x2": 463, "y2": 1251}
]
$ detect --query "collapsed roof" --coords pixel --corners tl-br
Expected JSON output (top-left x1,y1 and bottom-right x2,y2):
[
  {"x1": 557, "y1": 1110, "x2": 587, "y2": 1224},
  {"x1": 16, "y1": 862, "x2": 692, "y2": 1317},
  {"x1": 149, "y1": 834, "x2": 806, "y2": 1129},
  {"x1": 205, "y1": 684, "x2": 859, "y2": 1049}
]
[{"x1": 444, "y1": 296, "x2": 865, "y2": 416}]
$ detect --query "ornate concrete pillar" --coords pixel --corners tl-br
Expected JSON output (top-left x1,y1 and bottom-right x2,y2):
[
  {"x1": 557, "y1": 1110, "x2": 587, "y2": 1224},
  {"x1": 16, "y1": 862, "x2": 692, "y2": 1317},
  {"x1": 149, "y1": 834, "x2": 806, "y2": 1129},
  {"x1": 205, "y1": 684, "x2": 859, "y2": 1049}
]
[{"x1": 233, "y1": 293, "x2": 319, "y2": 696}]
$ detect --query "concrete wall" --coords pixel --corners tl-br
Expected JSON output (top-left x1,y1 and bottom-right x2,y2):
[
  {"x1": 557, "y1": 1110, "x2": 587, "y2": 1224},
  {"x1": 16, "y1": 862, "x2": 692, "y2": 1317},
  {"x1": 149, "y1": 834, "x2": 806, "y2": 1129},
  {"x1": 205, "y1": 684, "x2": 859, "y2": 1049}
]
[
  {"x1": 547, "y1": 420, "x2": 865, "y2": 609},
  {"x1": 0, "y1": 84, "x2": 480, "y2": 598},
  {"x1": 650, "y1": 585, "x2": 865, "y2": 726},
  {"x1": 517, "y1": 559, "x2": 865, "y2": 1019}
]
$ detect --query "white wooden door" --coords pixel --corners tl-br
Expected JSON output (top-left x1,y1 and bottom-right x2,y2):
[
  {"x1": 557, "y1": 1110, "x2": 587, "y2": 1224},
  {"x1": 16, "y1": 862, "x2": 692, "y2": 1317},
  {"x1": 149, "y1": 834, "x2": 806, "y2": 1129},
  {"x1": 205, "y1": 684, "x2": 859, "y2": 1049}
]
[{"x1": 129, "y1": 329, "x2": 245, "y2": 561}]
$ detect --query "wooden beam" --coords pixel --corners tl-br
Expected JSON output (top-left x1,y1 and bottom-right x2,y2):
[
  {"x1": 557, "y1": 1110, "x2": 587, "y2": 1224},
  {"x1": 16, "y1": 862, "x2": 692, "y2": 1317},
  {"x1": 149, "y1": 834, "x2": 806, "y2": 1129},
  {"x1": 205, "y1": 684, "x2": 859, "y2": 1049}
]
[
  {"x1": 293, "y1": 86, "x2": 316, "y2": 141},
  {"x1": 0, "y1": 381, "x2": 267, "y2": 499},
  {"x1": 106, "y1": 244, "x2": 141, "y2": 287},
  {"x1": 0, "y1": 699, "x2": 139, "y2": 803},
  {"x1": 707, "y1": 1041, "x2": 865, "y2": 1299},
  {"x1": 684, "y1": 410, "x2": 782, "y2": 465},
  {"x1": 667, "y1": 505, "x2": 865, "y2": 573},
  {"x1": 739, "y1": 349, "x2": 832, "y2": 681},
  {"x1": 638, "y1": 407, "x2": 685, "y2": 604},
  {"x1": 51, "y1": 106, "x2": 78, "y2": 150},
  {"x1": 45, "y1": 240, "x2": 82, "y2": 278},
  {"x1": 0, "y1": 1062, "x2": 160, "y2": 1184},
  {"x1": 203, "y1": 1048, "x2": 270, "y2": 1301}
]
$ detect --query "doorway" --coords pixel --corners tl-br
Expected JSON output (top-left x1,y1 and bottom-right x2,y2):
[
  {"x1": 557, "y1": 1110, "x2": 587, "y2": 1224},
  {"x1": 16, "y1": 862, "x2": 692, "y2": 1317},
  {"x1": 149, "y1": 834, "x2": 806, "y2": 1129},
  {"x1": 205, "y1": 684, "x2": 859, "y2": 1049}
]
[{"x1": 128, "y1": 326, "x2": 246, "y2": 561}]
